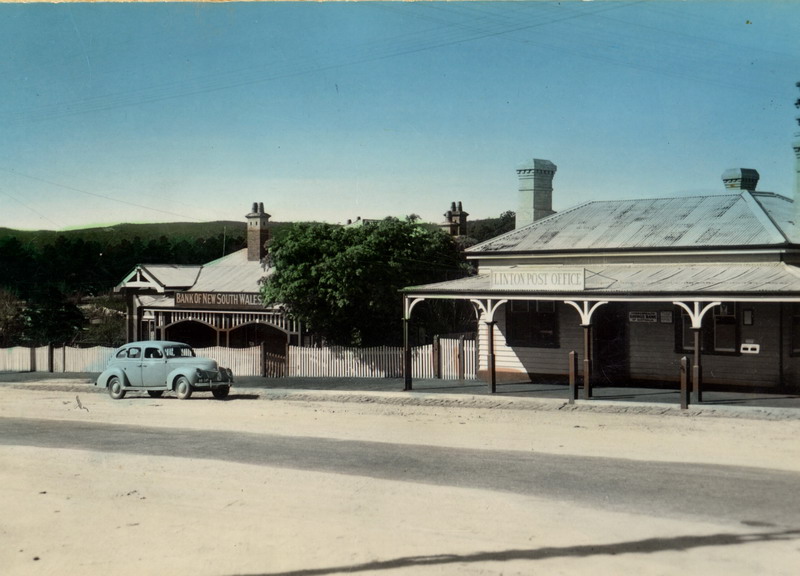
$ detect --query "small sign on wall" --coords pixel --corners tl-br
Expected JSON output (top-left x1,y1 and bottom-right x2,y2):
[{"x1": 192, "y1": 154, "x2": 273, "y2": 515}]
[
  {"x1": 660, "y1": 311, "x2": 673, "y2": 324},
  {"x1": 629, "y1": 311, "x2": 658, "y2": 323}
]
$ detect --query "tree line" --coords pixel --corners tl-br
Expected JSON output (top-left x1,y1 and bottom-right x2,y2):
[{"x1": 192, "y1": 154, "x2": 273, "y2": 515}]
[
  {"x1": 0, "y1": 231, "x2": 245, "y2": 347},
  {"x1": 0, "y1": 212, "x2": 514, "y2": 349}
]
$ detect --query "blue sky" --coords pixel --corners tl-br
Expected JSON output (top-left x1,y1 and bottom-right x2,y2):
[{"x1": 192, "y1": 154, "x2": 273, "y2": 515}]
[{"x1": 1, "y1": 1, "x2": 798, "y2": 231}]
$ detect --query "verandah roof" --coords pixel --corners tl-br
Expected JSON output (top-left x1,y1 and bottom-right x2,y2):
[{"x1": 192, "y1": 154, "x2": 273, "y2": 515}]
[{"x1": 403, "y1": 262, "x2": 800, "y2": 301}]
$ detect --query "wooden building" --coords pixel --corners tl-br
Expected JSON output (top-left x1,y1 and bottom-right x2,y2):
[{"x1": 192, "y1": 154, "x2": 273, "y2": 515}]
[
  {"x1": 115, "y1": 203, "x2": 300, "y2": 355},
  {"x1": 404, "y1": 158, "x2": 800, "y2": 396}
]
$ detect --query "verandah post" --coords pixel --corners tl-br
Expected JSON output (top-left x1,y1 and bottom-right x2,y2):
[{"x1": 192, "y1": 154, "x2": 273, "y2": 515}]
[
  {"x1": 403, "y1": 318, "x2": 412, "y2": 391},
  {"x1": 692, "y1": 328, "x2": 703, "y2": 403},
  {"x1": 486, "y1": 320, "x2": 497, "y2": 393},
  {"x1": 582, "y1": 325, "x2": 592, "y2": 399}
]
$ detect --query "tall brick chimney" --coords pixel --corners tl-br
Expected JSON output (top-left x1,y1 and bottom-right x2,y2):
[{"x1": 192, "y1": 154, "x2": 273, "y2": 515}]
[
  {"x1": 246, "y1": 202, "x2": 270, "y2": 262},
  {"x1": 516, "y1": 159, "x2": 556, "y2": 229}
]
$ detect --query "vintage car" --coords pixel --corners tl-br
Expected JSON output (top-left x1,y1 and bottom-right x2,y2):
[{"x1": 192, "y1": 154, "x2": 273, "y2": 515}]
[{"x1": 95, "y1": 341, "x2": 233, "y2": 400}]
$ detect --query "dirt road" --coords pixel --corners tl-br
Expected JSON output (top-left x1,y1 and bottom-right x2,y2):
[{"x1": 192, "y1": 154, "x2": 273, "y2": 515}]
[{"x1": 1, "y1": 383, "x2": 799, "y2": 575}]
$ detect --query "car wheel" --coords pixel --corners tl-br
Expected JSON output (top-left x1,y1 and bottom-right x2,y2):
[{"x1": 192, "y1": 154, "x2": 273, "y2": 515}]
[
  {"x1": 147, "y1": 390, "x2": 164, "y2": 398},
  {"x1": 108, "y1": 376, "x2": 126, "y2": 400},
  {"x1": 175, "y1": 376, "x2": 192, "y2": 400},
  {"x1": 212, "y1": 385, "x2": 230, "y2": 399}
]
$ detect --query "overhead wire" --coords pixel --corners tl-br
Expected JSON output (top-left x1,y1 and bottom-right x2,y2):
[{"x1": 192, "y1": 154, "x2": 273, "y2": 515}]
[
  {"x1": 0, "y1": 166, "x2": 203, "y2": 223},
  {"x1": 1, "y1": 1, "x2": 640, "y2": 126}
]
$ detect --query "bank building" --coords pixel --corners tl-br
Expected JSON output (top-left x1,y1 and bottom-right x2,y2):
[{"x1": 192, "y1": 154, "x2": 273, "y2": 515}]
[{"x1": 114, "y1": 203, "x2": 300, "y2": 359}]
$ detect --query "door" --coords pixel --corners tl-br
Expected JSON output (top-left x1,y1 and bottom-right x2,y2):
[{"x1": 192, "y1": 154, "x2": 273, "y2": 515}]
[
  {"x1": 593, "y1": 303, "x2": 629, "y2": 385},
  {"x1": 142, "y1": 345, "x2": 168, "y2": 387}
]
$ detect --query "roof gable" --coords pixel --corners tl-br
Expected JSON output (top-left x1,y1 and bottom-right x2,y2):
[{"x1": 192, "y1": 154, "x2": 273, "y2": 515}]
[
  {"x1": 116, "y1": 264, "x2": 202, "y2": 293},
  {"x1": 470, "y1": 192, "x2": 791, "y2": 254}
]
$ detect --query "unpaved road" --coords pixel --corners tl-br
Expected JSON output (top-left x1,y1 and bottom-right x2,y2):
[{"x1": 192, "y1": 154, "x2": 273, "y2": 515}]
[{"x1": 1, "y1": 382, "x2": 799, "y2": 575}]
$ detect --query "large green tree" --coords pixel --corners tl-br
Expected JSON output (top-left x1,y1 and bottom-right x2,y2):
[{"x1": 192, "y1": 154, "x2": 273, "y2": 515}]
[{"x1": 261, "y1": 217, "x2": 469, "y2": 346}]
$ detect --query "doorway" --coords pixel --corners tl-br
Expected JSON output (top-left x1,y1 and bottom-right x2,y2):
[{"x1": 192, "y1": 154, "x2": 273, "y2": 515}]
[{"x1": 593, "y1": 303, "x2": 629, "y2": 385}]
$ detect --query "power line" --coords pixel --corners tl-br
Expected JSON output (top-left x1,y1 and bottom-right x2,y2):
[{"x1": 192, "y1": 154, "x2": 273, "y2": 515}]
[{"x1": 0, "y1": 166, "x2": 202, "y2": 222}]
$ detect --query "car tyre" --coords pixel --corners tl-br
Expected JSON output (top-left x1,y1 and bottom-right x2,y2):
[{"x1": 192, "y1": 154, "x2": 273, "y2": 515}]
[
  {"x1": 212, "y1": 385, "x2": 230, "y2": 399},
  {"x1": 175, "y1": 376, "x2": 192, "y2": 400},
  {"x1": 108, "y1": 376, "x2": 126, "y2": 400},
  {"x1": 147, "y1": 390, "x2": 164, "y2": 398}
]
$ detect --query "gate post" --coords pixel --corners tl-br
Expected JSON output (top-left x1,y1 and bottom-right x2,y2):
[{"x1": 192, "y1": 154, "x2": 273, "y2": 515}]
[
  {"x1": 457, "y1": 335, "x2": 465, "y2": 382},
  {"x1": 432, "y1": 335, "x2": 441, "y2": 379},
  {"x1": 568, "y1": 350, "x2": 578, "y2": 404},
  {"x1": 680, "y1": 356, "x2": 689, "y2": 410}
]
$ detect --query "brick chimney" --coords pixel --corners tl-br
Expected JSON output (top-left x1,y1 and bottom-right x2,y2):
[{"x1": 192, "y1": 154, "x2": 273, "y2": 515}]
[
  {"x1": 516, "y1": 159, "x2": 556, "y2": 229},
  {"x1": 440, "y1": 201, "x2": 469, "y2": 236},
  {"x1": 246, "y1": 202, "x2": 270, "y2": 262},
  {"x1": 722, "y1": 168, "x2": 760, "y2": 192}
]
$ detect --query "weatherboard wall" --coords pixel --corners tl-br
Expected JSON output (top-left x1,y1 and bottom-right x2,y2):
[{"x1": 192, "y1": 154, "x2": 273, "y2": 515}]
[{"x1": 475, "y1": 301, "x2": 789, "y2": 388}]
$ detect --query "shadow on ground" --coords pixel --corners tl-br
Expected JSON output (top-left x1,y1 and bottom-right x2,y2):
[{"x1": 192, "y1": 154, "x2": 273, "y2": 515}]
[{"x1": 232, "y1": 528, "x2": 800, "y2": 576}]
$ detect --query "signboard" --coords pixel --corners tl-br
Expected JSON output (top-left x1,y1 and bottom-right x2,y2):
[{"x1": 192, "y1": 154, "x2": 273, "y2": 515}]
[
  {"x1": 175, "y1": 291, "x2": 264, "y2": 310},
  {"x1": 490, "y1": 268, "x2": 585, "y2": 292},
  {"x1": 629, "y1": 311, "x2": 658, "y2": 323}
]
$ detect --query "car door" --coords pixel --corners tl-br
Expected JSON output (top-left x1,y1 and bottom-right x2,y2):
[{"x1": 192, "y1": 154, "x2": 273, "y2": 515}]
[
  {"x1": 120, "y1": 346, "x2": 144, "y2": 387},
  {"x1": 142, "y1": 346, "x2": 168, "y2": 387}
]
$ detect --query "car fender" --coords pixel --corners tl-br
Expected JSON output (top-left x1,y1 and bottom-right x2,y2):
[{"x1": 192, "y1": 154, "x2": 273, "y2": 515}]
[
  {"x1": 96, "y1": 367, "x2": 129, "y2": 389},
  {"x1": 168, "y1": 368, "x2": 198, "y2": 389}
]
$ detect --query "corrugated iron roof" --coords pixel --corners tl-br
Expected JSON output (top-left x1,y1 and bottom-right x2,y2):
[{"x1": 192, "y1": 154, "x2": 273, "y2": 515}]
[
  {"x1": 470, "y1": 192, "x2": 791, "y2": 254},
  {"x1": 751, "y1": 192, "x2": 800, "y2": 243},
  {"x1": 135, "y1": 265, "x2": 201, "y2": 289},
  {"x1": 405, "y1": 262, "x2": 800, "y2": 296},
  {"x1": 188, "y1": 248, "x2": 272, "y2": 293}
]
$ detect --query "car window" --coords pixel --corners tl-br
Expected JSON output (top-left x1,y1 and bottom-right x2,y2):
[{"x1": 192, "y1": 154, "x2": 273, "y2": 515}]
[
  {"x1": 115, "y1": 349, "x2": 128, "y2": 358},
  {"x1": 165, "y1": 346, "x2": 195, "y2": 358},
  {"x1": 127, "y1": 347, "x2": 141, "y2": 359},
  {"x1": 145, "y1": 347, "x2": 163, "y2": 359}
]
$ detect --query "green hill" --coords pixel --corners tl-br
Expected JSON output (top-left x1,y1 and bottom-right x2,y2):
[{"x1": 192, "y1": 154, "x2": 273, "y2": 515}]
[{"x1": 0, "y1": 220, "x2": 275, "y2": 249}]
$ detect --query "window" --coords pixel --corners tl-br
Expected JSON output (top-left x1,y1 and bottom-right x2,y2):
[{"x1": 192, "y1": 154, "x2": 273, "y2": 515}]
[
  {"x1": 165, "y1": 345, "x2": 196, "y2": 358},
  {"x1": 791, "y1": 304, "x2": 800, "y2": 355},
  {"x1": 506, "y1": 300, "x2": 558, "y2": 347},
  {"x1": 677, "y1": 302, "x2": 738, "y2": 355},
  {"x1": 713, "y1": 303, "x2": 737, "y2": 353},
  {"x1": 145, "y1": 347, "x2": 163, "y2": 359}
]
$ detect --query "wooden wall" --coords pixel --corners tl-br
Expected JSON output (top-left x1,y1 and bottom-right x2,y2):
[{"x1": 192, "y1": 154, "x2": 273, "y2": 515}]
[{"x1": 478, "y1": 301, "x2": 793, "y2": 389}]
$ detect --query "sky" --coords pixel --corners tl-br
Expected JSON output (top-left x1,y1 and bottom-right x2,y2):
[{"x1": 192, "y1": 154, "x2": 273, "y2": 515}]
[{"x1": 1, "y1": 1, "x2": 799, "y2": 231}]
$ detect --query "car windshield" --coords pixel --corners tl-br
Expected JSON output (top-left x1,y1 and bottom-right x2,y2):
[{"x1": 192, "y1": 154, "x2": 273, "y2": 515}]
[{"x1": 165, "y1": 345, "x2": 196, "y2": 358}]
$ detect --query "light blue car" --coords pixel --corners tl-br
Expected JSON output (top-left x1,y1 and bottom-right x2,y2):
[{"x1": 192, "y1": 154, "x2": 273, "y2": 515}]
[{"x1": 95, "y1": 341, "x2": 233, "y2": 400}]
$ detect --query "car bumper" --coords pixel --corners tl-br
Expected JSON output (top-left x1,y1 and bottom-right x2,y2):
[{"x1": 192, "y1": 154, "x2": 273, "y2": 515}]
[{"x1": 195, "y1": 367, "x2": 234, "y2": 384}]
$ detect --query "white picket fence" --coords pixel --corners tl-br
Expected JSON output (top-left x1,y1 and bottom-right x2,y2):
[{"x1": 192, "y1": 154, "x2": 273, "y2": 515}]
[
  {"x1": 0, "y1": 339, "x2": 476, "y2": 380},
  {"x1": 286, "y1": 345, "x2": 431, "y2": 378}
]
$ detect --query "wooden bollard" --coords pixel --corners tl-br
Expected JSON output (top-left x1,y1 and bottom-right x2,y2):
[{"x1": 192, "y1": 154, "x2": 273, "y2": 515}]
[
  {"x1": 568, "y1": 350, "x2": 578, "y2": 404},
  {"x1": 680, "y1": 356, "x2": 689, "y2": 410}
]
